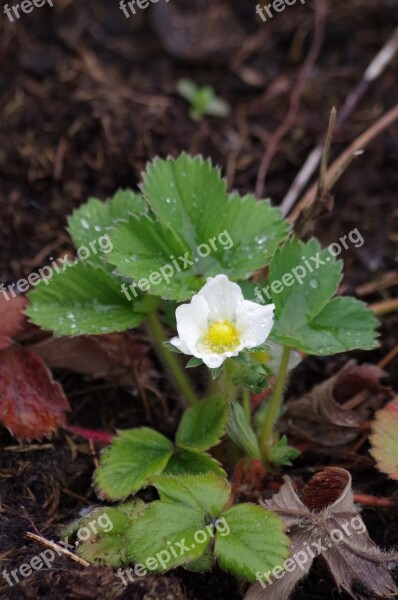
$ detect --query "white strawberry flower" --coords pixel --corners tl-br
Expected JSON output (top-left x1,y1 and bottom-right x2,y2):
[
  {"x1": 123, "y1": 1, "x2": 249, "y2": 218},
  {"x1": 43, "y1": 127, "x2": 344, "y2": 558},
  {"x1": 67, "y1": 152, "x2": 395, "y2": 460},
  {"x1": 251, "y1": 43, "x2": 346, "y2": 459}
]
[{"x1": 170, "y1": 274, "x2": 275, "y2": 369}]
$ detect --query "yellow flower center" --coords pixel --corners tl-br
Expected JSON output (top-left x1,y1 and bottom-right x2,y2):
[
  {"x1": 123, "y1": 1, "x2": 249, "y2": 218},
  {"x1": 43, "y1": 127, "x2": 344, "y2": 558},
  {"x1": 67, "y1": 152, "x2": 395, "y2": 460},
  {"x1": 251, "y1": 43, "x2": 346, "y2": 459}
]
[{"x1": 204, "y1": 320, "x2": 240, "y2": 353}]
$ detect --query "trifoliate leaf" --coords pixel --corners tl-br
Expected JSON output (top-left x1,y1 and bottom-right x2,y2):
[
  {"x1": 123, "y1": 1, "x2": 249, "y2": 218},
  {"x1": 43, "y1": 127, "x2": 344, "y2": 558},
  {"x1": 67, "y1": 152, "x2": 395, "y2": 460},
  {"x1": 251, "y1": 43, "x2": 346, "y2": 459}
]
[
  {"x1": 126, "y1": 473, "x2": 232, "y2": 572},
  {"x1": 226, "y1": 402, "x2": 261, "y2": 460},
  {"x1": 214, "y1": 504, "x2": 290, "y2": 583},
  {"x1": 164, "y1": 448, "x2": 226, "y2": 478},
  {"x1": 94, "y1": 428, "x2": 174, "y2": 500},
  {"x1": 105, "y1": 214, "x2": 202, "y2": 301},
  {"x1": 176, "y1": 395, "x2": 228, "y2": 452},
  {"x1": 186, "y1": 547, "x2": 214, "y2": 572},
  {"x1": 215, "y1": 192, "x2": 289, "y2": 278},
  {"x1": 370, "y1": 399, "x2": 398, "y2": 481},
  {"x1": 106, "y1": 155, "x2": 289, "y2": 301},
  {"x1": 26, "y1": 262, "x2": 147, "y2": 336},
  {"x1": 67, "y1": 190, "x2": 146, "y2": 271},
  {"x1": 269, "y1": 238, "x2": 379, "y2": 354},
  {"x1": 154, "y1": 473, "x2": 231, "y2": 516},
  {"x1": 267, "y1": 435, "x2": 300, "y2": 466},
  {"x1": 127, "y1": 501, "x2": 210, "y2": 571},
  {"x1": 64, "y1": 502, "x2": 146, "y2": 567},
  {"x1": 230, "y1": 363, "x2": 270, "y2": 393}
]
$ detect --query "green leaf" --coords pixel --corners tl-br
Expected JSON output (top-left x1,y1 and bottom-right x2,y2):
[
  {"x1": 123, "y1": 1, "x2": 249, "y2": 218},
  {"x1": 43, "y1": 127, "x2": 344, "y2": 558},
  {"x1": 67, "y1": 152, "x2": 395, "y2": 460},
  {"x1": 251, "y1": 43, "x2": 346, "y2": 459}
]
[
  {"x1": 26, "y1": 262, "x2": 147, "y2": 336},
  {"x1": 176, "y1": 395, "x2": 228, "y2": 452},
  {"x1": 67, "y1": 190, "x2": 146, "y2": 271},
  {"x1": 269, "y1": 237, "x2": 379, "y2": 354},
  {"x1": 154, "y1": 473, "x2": 231, "y2": 516},
  {"x1": 226, "y1": 402, "x2": 261, "y2": 459},
  {"x1": 164, "y1": 448, "x2": 226, "y2": 477},
  {"x1": 105, "y1": 214, "x2": 203, "y2": 301},
  {"x1": 230, "y1": 363, "x2": 271, "y2": 393},
  {"x1": 64, "y1": 502, "x2": 146, "y2": 567},
  {"x1": 214, "y1": 504, "x2": 290, "y2": 583},
  {"x1": 127, "y1": 501, "x2": 209, "y2": 571},
  {"x1": 370, "y1": 399, "x2": 398, "y2": 481},
  {"x1": 94, "y1": 428, "x2": 174, "y2": 500},
  {"x1": 142, "y1": 155, "x2": 228, "y2": 245},
  {"x1": 186, "y1": 547, "x2": 214, "y2": 572},
  {"x1": 273, "y1": 296, "x2": 379, "y2": 354},
  {"x1": 212, "y1": 192, "x2": 290, "y2": 278},
  {"x1": 267, "y1": 435, "x2": 301, "y2": 466},
  {"x1": 270, "y1": 237, "x2": 343, "y2": 325},
  {"x1": 106, "y1": 156, "x2": 288, "y2": 300},
  {"x1": 126, "y1": 473, "x2": 232, "y2": 573}
]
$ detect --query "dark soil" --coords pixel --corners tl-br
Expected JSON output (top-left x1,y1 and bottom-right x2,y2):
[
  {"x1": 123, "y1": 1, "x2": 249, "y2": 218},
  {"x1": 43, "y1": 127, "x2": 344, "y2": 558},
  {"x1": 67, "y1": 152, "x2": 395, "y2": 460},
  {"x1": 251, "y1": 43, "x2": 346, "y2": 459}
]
[{"x1": 1, "y1": 0, "x2": 398, "y2": 598}]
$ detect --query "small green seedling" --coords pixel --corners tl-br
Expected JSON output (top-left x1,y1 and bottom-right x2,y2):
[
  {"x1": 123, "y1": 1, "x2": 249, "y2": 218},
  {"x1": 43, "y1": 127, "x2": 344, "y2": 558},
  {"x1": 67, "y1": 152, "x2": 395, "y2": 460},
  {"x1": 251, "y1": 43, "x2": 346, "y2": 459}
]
[{"x1": 177, "y1": 79, "x2": 230, "y2": 121}]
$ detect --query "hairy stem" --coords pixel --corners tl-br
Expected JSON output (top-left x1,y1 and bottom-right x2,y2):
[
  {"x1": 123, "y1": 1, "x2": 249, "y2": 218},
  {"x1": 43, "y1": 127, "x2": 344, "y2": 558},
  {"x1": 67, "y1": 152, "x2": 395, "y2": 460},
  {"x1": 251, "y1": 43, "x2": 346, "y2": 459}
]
[
  {"x1": 146, "y1": 311, "x2": 199, "y2": 408},
  {"x1": 260, "y1": 346, "x2": 291, "y2": 458},
  {"x1": 242, "y1": 387, "x2": 251, "y2": 423}
]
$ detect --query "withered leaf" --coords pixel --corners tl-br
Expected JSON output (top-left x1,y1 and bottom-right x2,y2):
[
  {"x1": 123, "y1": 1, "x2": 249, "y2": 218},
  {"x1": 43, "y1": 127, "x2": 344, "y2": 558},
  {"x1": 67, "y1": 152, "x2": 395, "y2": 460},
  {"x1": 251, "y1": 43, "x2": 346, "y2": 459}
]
[
  {"x1": 245, "y1": 468, "x2": 398, "y2": 600},
  {"x1": 0, "y1": 346, "x2": 70, "y2": 440},
  {"x1": 32, "y1": 332, "x2": 156, "y2": 387},
  {"x1": 0, "y1": 295, "x2": 27, "y2": 351},
  {"x1": 370, "y1": 398, "x2": 398, "y2": 481},
  {"x1": 283, "y1": 360, "x2": 391, "y2": 446}
]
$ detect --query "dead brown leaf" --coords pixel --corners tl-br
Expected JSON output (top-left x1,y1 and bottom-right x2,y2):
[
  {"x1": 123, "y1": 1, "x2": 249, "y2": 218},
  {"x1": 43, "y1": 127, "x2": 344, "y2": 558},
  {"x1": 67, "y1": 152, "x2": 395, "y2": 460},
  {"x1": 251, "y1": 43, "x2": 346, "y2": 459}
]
[
  {"x1": 31, "y1": 332, "x2": 156, "y2": 387},
  {"x1": 0, "y1": 346, "x2": 70, "y2": 440},
  {"x1": 282, "y1": 361, "x2": 391, "y2": 446},
  {"x1": 245, "y1": 467, "x2": 398, "y2": 600},
  {"x1": 0, "y1": 294, "x2": 27, "y2": 351}
]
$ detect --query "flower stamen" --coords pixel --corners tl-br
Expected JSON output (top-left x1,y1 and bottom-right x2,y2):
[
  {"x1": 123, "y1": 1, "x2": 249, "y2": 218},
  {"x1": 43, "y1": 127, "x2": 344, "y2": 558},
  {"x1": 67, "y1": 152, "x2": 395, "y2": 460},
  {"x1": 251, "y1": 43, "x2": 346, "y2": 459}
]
[{"x1": 203, "y1": 320, "x2": 240, "y2": 353}]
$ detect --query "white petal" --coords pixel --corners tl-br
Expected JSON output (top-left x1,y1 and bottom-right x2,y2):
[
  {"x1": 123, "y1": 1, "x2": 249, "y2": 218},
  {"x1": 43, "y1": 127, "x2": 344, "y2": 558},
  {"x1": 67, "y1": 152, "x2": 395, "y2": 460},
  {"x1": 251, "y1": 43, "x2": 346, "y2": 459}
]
[
  {"x1": 169, "y1": 336, "x2": 191, "y2": 355},
  {"x1": 200, "y1": 353, "x2": 226, "y2": 368},
  {"x1": 175, "y1": 294, "x2": 209, "y2": 354},
  {"x1": 235, "y1": 300, "x2": 275, "y2": 348},
  {"x1": 198, "y1": 274, "x2": 243, "y2": 321}
]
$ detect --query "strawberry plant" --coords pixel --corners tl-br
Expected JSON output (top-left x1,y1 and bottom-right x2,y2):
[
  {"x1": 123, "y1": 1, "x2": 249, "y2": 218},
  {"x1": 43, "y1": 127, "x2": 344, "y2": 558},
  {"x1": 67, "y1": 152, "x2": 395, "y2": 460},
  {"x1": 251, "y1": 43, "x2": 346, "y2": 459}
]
[{"x1": 24, "y1": 153, "x2": 380, "y2": 583}]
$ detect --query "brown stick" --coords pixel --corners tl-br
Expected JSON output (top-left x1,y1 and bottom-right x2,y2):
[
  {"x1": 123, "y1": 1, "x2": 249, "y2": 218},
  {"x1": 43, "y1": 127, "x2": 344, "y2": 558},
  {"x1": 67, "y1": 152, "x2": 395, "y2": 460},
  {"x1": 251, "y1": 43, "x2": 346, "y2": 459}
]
[
  {"x1": 370, "y1": 298, "x2": 398, "y2": 316},
  {"x1": 26, "y1": 532, "x2": 90, "y2": 567},
  {"x1": 281, "y1": 26, "x2": 398, "y2": 216},
  {"x1": 289, "y1": 103, "x2": 398, "y2": 222},
  {"x1": 254, "y1": 0, "x2": 326, "y2": 199}
]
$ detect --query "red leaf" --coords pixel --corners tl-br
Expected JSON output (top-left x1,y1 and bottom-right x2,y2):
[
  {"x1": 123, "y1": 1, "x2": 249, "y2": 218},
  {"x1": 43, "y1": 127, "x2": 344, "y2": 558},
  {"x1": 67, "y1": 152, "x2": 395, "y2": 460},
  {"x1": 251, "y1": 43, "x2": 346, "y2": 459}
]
[
  {"x1": 0, "y1": 295, "x2": 27, "y2": 350},
  {"x1": 0, "y1": 346, "x2": 70, "y2": 440}
]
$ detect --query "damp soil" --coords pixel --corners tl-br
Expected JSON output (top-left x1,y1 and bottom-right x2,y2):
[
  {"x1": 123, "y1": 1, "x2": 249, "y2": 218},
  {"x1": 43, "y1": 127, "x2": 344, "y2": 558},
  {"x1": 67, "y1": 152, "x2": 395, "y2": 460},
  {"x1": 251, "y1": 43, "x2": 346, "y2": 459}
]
[{"x1": 1, "y1": 0, "x2": 398, "y2": 598}]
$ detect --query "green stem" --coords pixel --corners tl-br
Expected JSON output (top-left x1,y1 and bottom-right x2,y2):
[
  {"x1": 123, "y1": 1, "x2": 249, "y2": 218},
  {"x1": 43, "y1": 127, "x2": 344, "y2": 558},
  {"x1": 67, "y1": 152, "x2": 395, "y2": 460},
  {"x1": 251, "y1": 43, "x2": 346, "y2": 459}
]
[
  {"x1": 260, "y1": 346, "x2": 291, "y2": 458},
  {"x1": 242, "y1": 387, "x2": 251, "y2": 423},
  {"x1": 146, "y1": 311, "x2": 199, "y2": 408},
  {"x1": 221, "y1": 359, "x2": 238, "y2": 402}
]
